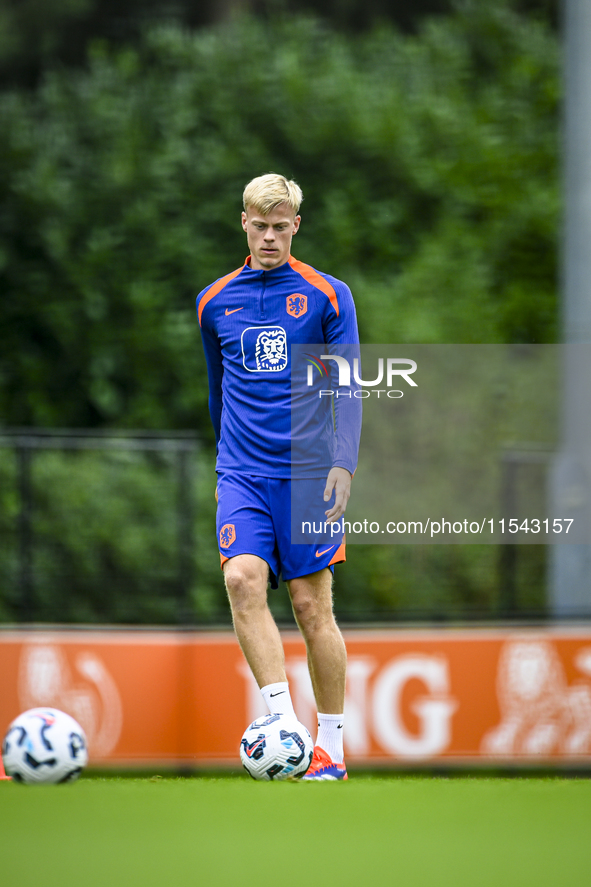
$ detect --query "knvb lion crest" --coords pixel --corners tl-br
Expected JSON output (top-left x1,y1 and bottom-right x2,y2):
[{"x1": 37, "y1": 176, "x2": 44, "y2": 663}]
[
  {"x1": 241, "y1": 326, "x2": 288, "y2": 373},
  {"x1": 219, "y1": 524, "x2": 236, "y2": 548},
  {"x1": 255, "y1": 328, "x2": 287, "y2": 371},
  {"x1": 286, "y1": 294, "x2": 307, "y2": 318}
]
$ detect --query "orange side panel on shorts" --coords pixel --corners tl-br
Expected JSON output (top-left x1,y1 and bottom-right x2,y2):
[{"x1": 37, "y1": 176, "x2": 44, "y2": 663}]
[
  {"x1": 197, "y1": 260, "x2": 248, "y2": 326},
  {"x1": 329, "y1": 541, "x2": 346, "y2": 566},
  {"x1": 289, "y1": 256, "x2": 340, "y2": 317},
  {"x1": 220, "y1": 553, "x2": 230, "y2": 570}
]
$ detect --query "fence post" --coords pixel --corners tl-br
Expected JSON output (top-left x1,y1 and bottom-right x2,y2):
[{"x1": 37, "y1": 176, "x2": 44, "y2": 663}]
[
  {"x1": 16, "y1": 442, "x2": 34, "y2": 622},
  {"x1": 498, "y1": 455, "x2": 517, "y2": 615},
  {"x1": 177, "y1": 447, "x2": 195, "y2": 624}
]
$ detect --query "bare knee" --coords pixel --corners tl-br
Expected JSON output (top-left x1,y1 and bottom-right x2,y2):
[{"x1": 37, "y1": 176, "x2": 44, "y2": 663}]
[
  {"x1": 224, "y1": 556, "x2": 268, "y2": 617},
  {"x1": 290, "y1": 583, "x2": 335, "y2": 636}
]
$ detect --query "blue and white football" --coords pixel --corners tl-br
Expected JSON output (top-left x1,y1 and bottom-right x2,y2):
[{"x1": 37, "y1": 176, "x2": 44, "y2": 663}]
[
  {"x1": 2, "y1": 707, "x2": 88, "y2": 784},
  {"x1": 240, "y1": 713, "x2": 313, "y2": 781}
]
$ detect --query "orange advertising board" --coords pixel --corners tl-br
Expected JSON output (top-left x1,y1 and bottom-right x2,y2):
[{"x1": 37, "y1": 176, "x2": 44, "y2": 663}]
[{"x1": 2, "y1": 627, "x2": 591, "y2": 767}]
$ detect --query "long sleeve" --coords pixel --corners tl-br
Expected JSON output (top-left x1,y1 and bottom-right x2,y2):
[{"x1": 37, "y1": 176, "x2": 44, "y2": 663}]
[
  {"x1": 323, "y1": 284, "x2": 362, "y2": 476},
  {"x1": 200, "y1": 319, "x2": 224, "y2": 447}
]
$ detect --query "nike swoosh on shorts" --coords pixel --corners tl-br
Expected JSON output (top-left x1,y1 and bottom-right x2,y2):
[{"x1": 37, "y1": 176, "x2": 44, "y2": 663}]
[{"x1": 315, "y1": 547, "x2": 334, "y2": 558}]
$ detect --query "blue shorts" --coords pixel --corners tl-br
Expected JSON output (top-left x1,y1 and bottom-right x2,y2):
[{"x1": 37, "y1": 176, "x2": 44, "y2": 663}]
[{"x1": 216, "y1": 473, "x2": 346, "y2": 588}]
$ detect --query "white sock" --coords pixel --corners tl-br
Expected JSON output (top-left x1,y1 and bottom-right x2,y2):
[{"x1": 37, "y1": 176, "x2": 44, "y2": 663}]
[
  {"x1": 316, "y1": 712, "x2": 345, "y2": 764},
  {"x1": 260, "y1": 682, "x2": 297, "y2": 718}
]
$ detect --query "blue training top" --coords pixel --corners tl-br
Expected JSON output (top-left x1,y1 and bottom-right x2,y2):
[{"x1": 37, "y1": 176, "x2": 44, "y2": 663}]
[{"x1": 197, "y1": 254, "x2": 361, "y2": 479}]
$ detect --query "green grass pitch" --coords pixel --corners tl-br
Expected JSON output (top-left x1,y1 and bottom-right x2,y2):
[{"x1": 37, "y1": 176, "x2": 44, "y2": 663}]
[{"x1": 1, "y1": 773, "x2": 590, "y2": 886}]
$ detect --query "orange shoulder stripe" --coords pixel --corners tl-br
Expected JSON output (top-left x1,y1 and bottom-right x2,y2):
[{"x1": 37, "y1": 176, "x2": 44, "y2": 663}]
[
  {"x1": 289, "y1": 256, "x2": 340, "y2": 316},
  {"x1": 197, "y1": 261, "x2": 247, "y2": 326}
]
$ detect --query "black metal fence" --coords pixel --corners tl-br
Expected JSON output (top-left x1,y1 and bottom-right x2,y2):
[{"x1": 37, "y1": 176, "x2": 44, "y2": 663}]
[
  {"x1": 498, "y1": 447, "x2": 552, "y2": 616},
  {"x1": 0, "y1": 429, "x2": 212, "y2": 625},
  {"x1": 0, "y1": 429, "x2": 554, "y2": 625}
]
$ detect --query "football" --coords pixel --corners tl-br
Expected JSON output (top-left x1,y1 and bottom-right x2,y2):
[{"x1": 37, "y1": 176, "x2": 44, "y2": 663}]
[
  {"x1": 240, "y1": 713, "x2": 313, "y2": 781},
  {"x1": 2, "y1": 707, "x2": 88, "y2": 784}
]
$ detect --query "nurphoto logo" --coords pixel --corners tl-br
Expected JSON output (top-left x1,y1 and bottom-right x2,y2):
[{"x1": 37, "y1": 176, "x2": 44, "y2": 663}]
[{"x1": 305, "y1": 354, "x2": 418, "y2": 398}]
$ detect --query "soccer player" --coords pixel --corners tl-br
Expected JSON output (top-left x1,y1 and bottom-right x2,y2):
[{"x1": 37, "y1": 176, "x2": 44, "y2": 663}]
[{"x1": 197, "y1": 173, "x2": 360, "y2": 780}]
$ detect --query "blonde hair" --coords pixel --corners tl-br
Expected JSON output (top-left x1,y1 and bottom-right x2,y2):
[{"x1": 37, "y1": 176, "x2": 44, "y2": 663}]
[{"x1": 243, "y1": 173, "x2": 303, "y2": 216}]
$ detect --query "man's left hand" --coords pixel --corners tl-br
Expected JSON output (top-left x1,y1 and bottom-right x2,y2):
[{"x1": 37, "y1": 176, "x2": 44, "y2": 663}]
[{"x1": 323, "y1": 467, "x2": 352, "y2": 523}]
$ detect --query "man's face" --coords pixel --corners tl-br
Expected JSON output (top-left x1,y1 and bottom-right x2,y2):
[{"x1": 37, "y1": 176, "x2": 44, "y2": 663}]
[{"x1": 241, "y1": 202, "x2": 301, "y2": 270}]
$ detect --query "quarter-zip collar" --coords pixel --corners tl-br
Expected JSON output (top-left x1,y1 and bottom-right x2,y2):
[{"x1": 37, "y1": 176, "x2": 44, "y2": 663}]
[
  {"x1": 241, "y1": 255, "x2": 296, "y2": 282},
  {"x1": 240, "y1": 256, "x2": 297, "y2": 321}
]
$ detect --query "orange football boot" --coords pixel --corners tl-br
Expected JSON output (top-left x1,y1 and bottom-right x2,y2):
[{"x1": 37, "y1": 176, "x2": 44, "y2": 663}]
[{"x1": 301, "y1": 746, "x2": 348, "y2": 781}]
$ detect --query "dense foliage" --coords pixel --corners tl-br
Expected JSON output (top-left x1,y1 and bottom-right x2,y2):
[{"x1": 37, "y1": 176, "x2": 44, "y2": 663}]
[
  {"x1": 2, "y1": 0, "x2": 557, "y2": 87},
  {"x1": 0, "y1": 7, "x2": 559, "y2": 429},
  {"x1": 0, "y1": 6, "x2": 559, "y2": 622}
]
